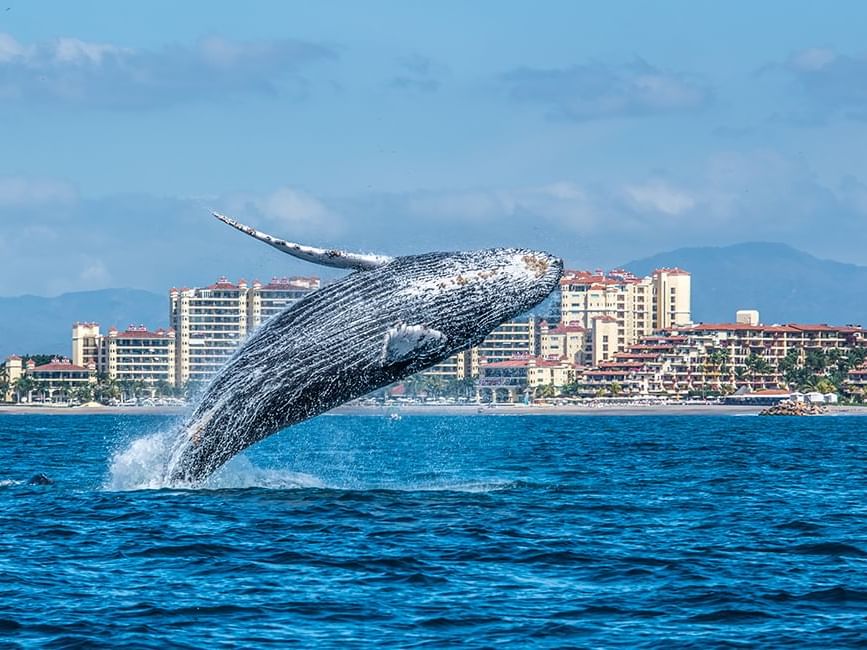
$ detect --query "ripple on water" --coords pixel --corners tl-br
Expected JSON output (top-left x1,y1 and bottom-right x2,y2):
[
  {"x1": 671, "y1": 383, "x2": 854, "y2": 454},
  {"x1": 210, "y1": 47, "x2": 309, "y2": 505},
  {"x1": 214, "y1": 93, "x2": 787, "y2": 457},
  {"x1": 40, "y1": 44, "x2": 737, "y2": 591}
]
[{"x1": 1, "y1": 413, "x2": 867, "y2": 647}]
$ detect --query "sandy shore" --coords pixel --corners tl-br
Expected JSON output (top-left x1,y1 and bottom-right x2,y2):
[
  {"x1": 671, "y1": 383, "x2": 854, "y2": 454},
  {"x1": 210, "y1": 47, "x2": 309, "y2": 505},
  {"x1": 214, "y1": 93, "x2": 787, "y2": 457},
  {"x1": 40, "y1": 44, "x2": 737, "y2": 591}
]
[{"x1": 1, "y1": 403, "x2": 865, "y2": 417}]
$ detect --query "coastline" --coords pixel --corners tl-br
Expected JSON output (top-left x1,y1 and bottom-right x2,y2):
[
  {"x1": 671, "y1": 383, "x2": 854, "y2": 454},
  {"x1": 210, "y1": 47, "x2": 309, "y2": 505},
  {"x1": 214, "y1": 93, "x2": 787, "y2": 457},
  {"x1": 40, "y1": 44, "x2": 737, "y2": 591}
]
[{"x1": 1, "y1": 403, "x2": 865, "y2": 417}]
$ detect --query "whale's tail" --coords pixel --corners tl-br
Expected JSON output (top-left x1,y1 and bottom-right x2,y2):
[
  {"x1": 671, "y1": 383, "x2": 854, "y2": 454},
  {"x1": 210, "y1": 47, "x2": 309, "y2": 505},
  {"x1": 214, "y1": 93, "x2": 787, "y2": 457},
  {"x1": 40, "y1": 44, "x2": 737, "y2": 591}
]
[{"x1": 212, "y1": 211, "x2": 393, "y2": 271}]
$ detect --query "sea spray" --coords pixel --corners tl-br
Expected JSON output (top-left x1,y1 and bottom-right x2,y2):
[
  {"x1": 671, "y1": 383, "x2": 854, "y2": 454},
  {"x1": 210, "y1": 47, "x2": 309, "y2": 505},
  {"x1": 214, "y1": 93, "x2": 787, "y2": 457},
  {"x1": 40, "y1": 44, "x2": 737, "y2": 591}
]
[
  {"x1": 105, "y1": 428, "x2": 179, "y2": 491},
  {"x1": 106, "y1": 428, "x2": 327, "y2": 491}
]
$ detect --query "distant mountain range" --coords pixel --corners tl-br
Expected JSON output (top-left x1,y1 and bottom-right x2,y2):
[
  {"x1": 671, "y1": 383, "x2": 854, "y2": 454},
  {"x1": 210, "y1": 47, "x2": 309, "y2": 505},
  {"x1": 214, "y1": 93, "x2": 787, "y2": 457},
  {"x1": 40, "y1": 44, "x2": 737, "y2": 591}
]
[
  {"x1": 0, "y1": 289, "x2": 166, "y2": 358},
  {"x1": 623, "y1": 242, "x2": 867, "y2": 326},
  {"x1": 1, "y1": 242, "x2": 866, "y2": 358}
]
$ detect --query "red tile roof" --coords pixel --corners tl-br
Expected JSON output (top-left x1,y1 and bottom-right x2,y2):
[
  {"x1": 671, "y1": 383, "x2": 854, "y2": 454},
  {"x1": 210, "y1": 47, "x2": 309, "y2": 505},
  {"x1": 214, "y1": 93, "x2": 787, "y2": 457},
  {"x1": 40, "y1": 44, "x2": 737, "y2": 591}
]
[
  {"x1": 32, "y1": 362, "x2": 90, "y2": 372},
  {"x1": 481, "y1": 359, "x2": 530, "y2": 368},
  {"x1": 548, "y1": 324, "x2": 587, "y2": 334},
  {"x1": 679, "y1": 323, "x2": 864, "y2": 334}
]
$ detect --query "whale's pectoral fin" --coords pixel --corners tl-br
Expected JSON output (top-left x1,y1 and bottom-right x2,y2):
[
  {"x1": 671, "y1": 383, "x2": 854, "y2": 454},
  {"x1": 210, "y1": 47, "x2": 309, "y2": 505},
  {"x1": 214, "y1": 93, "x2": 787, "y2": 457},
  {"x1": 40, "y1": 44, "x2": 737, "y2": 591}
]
[
  {"x1": 381, "y1": 324, "x2": 448, "y2": 366},
  {"x1": 212, "y1": 211, "x2": 393, "y2": 271}
]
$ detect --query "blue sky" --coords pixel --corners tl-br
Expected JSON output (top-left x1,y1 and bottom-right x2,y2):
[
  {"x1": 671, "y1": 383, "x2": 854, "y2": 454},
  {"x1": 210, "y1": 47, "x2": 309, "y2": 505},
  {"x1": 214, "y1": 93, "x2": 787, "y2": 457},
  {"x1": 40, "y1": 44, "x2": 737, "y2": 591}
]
[{"x1": 1, "y1": 1, "x2": 866, "y2": 295}]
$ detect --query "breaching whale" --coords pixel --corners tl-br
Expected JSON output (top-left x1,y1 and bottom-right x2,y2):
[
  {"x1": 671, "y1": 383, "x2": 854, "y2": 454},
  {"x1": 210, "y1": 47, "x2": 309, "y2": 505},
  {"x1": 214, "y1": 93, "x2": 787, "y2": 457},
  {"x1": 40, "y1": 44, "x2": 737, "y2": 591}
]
[{"x1": 165, "y1": 212, "x2": 563, "y2": 485}]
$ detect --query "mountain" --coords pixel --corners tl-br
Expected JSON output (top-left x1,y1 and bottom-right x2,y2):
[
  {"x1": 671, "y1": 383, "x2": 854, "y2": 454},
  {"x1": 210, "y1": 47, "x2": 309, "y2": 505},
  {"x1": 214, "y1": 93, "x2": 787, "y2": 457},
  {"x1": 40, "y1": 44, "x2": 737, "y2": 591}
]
[
  {"x1": 2, "y1": 242, "x2": 865, "y2": 357},
  {"x1": 0, "y1": 289, "x2": 166, "y2": 358},
  {"x1": 623, "y1": 242, "x2": 867, "y2": 326}
]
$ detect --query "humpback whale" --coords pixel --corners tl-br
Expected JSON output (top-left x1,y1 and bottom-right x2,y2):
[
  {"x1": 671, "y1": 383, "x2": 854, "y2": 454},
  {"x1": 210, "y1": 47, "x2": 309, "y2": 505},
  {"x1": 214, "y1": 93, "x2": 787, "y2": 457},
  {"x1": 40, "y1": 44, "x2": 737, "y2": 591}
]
[{"x1": 166, "y1": 213, "x2": 563, "y2": 485}]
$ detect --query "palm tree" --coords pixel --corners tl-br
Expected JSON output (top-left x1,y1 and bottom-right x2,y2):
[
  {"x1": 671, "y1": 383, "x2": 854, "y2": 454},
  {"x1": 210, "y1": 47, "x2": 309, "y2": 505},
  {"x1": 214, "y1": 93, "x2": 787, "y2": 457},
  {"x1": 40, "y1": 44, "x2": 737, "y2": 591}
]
[
  {"x1": 0, "y1": 368, "x2": 8, "y2": 403},
  {"x1": 14, "y1": 376, "x2": 36, "y2": 403}
]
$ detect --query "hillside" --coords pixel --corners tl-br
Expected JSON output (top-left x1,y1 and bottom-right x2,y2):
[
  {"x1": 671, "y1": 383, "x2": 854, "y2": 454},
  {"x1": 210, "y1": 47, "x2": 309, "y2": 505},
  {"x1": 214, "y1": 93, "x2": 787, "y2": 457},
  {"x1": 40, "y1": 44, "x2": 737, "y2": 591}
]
[
  {"x1": 623, "y1": 242, "x2": 867, "y2": 326},
  {"x1": 2, "y1": 243, "x2": 866, "y2": 357},
  {"x1": 0, "y1": 289, "x2": 166, "y2": 358}
]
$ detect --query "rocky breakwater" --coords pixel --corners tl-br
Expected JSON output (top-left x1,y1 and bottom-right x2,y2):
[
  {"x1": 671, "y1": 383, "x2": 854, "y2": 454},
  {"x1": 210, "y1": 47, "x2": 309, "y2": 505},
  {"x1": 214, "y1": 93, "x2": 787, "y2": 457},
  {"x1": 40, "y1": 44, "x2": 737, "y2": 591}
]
[{"x1": 759, "y1": 400, "x2": 827, "y2": 416}]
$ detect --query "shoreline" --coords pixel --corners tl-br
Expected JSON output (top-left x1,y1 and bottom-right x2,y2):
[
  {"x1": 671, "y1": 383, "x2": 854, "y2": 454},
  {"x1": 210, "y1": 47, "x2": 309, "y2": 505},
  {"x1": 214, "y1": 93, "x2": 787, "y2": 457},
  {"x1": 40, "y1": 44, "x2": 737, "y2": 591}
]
[{"x1": 1, "y1": 403, "x2": 865, "y2": 417}]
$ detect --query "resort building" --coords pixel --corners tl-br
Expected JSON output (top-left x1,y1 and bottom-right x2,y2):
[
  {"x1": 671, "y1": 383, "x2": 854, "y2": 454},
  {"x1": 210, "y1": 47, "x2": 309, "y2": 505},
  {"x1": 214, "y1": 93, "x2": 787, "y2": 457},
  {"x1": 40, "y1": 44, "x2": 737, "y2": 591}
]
[
  {"x1": 101, "y1": 326, "x2": 176, "y2": 386},
  {"x1": 2, "y1": 355, "x2": 23, "y2": 401},
  {"x1": 417, "y1": 318, "x2": 541, "y2": 382},
  {"x1": 170, "y1": 276, "x2": 320, "y2": 385},
  {"x1": 671, "y1": 321, "x2": 867, "y2": 366},
  {"x1": 476, "y1": 357, "x2": 530, "y2": 403},
  {"x1": 171, "y1": 278, "x2": 250, "y2": 385},
  {"x1": 561, "y1": 319, "x2": 867, "y2": 399},
  {"x1": 559, "y1": 267, "x2": 691, "y2": 363},
  {"x1": 72, "y1": 323, "x2": 176, "y2": 387},
  {"x1": 539, "y1": 321, "x2": 588, "y2": 364},
  {"x1": 845, "y1": 363, "x2": 867, "y2": 399},
  {"x1": 468, "y1": 318, "x2": 541, "y2": 376},
  {"x1": 26, "y1": 358, "x2": 96, "y2": 401},
  {"x1": 71, "y1": 322, "x2": 101, "y2": 368},
  {"x1": 419, "y1": 351, "x2": 473, "y2": 381},
  {"x1": 527, "y1": 357, "x2": 582, "y2": 390},
  {"x1": 247, "y1": 277, "x2": 320, "y2": 324}
]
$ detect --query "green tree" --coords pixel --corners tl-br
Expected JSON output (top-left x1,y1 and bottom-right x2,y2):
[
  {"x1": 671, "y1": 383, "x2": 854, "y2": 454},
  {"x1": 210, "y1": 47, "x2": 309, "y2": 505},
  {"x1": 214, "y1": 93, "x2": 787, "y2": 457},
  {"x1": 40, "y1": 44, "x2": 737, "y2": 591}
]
[{"x1": 14, "y1": 376, "x2": 36, "y2": 402}]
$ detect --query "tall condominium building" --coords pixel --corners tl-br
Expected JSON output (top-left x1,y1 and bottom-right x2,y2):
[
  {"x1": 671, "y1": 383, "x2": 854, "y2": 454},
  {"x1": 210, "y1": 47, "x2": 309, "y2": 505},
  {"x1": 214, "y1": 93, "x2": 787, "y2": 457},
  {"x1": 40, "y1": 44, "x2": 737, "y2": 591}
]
[
  {"x1": 72, "y1": 323, "x2": 176, "y2": 386},
  {"x1": 170, "y1": 276, "x2": 320, "y2": 385},
  {"x1": 102, "y1": 326, "x2": 176, "y2": 385},
  {"x1": 470, "y1": 318, "x2": 541, "y2": 375},
  {"x1": 420, "y1": 351, "x2": 473, "y2": 381},
  {"x1": 559, "y1": 267, "x2": 691, "y2": 362},
  {"x1": 417, "y1": 318, "x2": 542, "y2": 382},
  {"x1": 72, "y1": 322, "x2": 101, "y2": 368}
]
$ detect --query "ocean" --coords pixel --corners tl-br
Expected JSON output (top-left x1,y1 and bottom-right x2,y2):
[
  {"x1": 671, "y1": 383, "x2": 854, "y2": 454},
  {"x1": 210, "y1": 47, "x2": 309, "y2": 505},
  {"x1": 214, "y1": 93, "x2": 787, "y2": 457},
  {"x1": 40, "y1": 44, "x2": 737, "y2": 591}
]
[{"x1": 1, "y1": 413, "x2": 866, "y2": 648}]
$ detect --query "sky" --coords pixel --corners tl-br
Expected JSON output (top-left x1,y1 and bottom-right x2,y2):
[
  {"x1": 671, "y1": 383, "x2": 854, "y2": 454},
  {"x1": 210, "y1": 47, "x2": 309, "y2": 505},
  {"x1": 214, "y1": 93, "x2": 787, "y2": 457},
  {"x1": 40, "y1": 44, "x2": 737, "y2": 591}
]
[{"x1": 1, "y1": 1, "x2": 866, "y2": 296}]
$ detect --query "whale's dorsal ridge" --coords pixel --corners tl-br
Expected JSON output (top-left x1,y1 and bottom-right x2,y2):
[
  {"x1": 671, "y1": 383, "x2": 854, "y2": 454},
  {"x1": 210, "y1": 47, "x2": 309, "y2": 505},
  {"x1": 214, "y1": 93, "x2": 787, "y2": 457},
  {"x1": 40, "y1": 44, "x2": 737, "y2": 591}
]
[
  {"x1": 381, "y1": 324, "x2": 448, "y2": 366},
  {"x1": 212, "y1": 211, "x2": 393, "y2": 271}
]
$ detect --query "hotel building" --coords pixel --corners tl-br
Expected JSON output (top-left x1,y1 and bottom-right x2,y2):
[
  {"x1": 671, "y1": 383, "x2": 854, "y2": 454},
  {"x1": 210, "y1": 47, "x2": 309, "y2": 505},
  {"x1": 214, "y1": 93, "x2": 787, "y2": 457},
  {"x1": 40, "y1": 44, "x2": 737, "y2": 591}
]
[
  {"x1": 419, "y1": 318, "x2": 542, "y2": 383},
  {"x1": 26, "y1": 358, "x2": 96, "y2": 400},
  {"x1": 72, "y1": 323, "x2": 176, "y2": 386},
  {"x1": 170, "y1": 276, "x2": 320, "y2": 385},
  {"x1": 572, "y1": 318, "x2": 867, "y2": 398},
  {"x1": 559, "y1": 268, "x2": 691, "y2": 363}
]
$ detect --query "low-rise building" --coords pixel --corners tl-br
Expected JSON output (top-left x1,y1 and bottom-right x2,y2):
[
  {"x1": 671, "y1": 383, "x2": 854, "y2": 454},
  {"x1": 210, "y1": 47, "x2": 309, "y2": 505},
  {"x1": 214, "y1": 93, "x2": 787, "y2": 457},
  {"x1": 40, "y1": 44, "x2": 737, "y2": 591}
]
[
  {"x1": 845, "y1": 363, "x2": 867, "y2": 399},
  {"x1": 539, "y1": 321, "x2": 587, "y2": 364},
  {"x1": 527, "y1": 357, "x2": 581, "y2": 390},
  {"x1": 476, "y1": 358, "x2": 529, "y2": 403},
  {"x1": 27, "y1": 358, "x2": 95, "y2": 401}
]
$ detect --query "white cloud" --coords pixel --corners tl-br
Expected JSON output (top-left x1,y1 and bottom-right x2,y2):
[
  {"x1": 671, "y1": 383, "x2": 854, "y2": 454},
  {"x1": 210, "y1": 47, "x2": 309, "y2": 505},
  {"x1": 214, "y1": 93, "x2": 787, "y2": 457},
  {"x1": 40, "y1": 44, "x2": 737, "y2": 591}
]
[
  {"x1": 772, "y1": 47, "x2": 867, "y2": 122},
  {"x1": 624, "y1": 181, "x2": 696, "y2": 216},
  {"x1": 78, "y1": 257, "x2": 111, "y2": 285},
  {"x1": 502, "y1": 59, "x2": 710, "y2": 121},
  {"x1": 0, "y1": 176, "x2": 77, "y2": 206},
  {"x1": 54, "y1": 37, "x2": 125, "y2": 64},
  {"x1": 790, "y1": 47, "x2": 836, "y2": 72},
  {"x1": 256, "y1": 186, "x2": 341, "y2": 235},
  {"x1": 0, "y1": 33, "x2": 25, "y2": 62},
  {"x1": 404, "y1": 182, "x2": 600, "y2": 231},
  {"x1": 0, "y1": 32, "x2": 335, "y2": 109}
]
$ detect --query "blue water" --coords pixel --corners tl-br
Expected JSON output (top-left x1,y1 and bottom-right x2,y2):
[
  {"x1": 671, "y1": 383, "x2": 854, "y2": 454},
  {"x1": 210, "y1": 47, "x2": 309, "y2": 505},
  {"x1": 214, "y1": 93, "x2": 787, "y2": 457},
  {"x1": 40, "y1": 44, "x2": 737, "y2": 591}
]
[{"x1": 1, "y1": 413, "x2": 867, "y2": 648}]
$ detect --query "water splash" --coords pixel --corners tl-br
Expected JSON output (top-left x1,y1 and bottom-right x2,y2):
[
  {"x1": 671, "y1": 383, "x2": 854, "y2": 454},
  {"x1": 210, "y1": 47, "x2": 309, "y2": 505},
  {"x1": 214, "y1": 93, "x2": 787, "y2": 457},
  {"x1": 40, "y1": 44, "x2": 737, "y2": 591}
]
[
  {"x1": 104, "y1": 429, "x2": 177, "y2": 491},
  {"x1": 105, "y1": 428, "x2": 327, "y2": 492}
]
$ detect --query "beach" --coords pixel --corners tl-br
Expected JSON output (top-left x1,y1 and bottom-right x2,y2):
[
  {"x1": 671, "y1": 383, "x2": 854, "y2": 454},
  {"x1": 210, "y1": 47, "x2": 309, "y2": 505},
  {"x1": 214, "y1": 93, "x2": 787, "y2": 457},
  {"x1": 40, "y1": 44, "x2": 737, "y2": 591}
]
[{"x1": 2, "y1": 402, "x2": 865, "y2": 417}]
